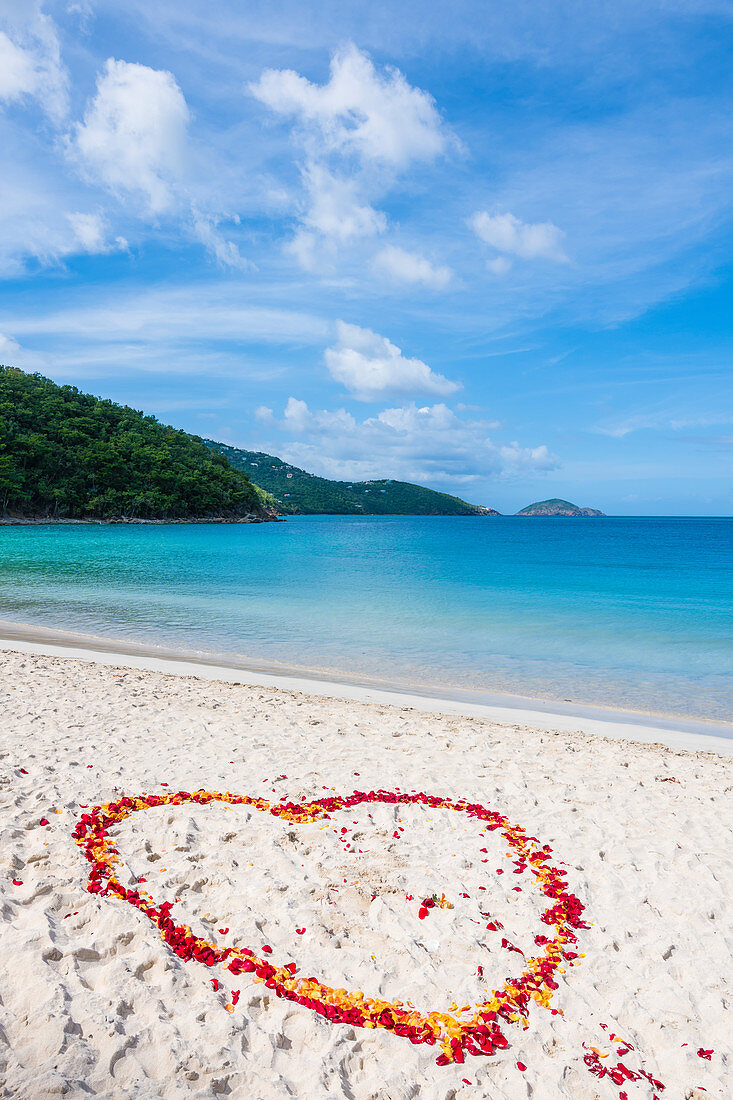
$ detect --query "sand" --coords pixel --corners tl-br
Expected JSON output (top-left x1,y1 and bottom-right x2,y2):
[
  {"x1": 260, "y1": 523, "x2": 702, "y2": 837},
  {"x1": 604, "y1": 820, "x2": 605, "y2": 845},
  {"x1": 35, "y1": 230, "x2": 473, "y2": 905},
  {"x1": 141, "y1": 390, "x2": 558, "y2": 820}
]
[{"x1": 0, "y1": 646, "x2": 730, "y2": 1099}]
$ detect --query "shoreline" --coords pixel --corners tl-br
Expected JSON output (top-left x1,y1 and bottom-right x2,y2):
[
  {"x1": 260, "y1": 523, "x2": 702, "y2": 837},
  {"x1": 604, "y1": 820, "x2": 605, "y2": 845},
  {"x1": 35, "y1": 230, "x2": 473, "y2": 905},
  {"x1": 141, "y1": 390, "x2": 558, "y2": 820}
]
[
  {"x1": 0, "y1": 513, "x2": 282, "y2": 525},
  {"x1": 1, "y1": 616, "x2": 730, "y2": 755}
]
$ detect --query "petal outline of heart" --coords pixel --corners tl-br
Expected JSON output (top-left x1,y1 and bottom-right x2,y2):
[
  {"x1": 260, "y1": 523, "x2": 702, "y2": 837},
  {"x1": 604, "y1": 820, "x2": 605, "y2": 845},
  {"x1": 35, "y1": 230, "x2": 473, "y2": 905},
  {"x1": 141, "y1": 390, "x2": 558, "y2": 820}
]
[{"x1": 74, "y1": 788, "x2": 587, "y2": 1065}]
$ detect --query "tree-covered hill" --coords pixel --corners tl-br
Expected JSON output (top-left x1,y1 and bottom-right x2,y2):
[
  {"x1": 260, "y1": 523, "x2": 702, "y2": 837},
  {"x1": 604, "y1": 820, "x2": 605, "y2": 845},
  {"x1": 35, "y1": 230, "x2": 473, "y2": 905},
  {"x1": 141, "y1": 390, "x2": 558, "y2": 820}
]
[
  {"x1": 206, "y1": 441, "x2": 499, "y2": 515},
  {"x1": 0, "y1": 366, "x2": 273, "y2": 522},
  {"x1": 516, "y1": 498, "x2": 604, "y2": 516}
]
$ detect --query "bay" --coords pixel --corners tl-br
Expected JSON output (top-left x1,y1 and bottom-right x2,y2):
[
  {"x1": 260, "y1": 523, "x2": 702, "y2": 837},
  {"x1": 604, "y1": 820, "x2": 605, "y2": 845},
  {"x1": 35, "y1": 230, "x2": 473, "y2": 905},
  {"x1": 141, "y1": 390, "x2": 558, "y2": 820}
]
[{"x1": 1, "y1": 515, "x2": 731, "y2": 723}]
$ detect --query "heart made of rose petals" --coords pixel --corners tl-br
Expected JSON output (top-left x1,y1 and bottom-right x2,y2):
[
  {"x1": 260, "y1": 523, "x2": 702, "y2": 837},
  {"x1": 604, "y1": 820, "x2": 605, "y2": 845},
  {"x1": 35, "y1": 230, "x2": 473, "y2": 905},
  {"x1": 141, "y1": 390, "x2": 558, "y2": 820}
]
[{"x1": 73, "y1": 788, "x2": 587, "y2": 1065}]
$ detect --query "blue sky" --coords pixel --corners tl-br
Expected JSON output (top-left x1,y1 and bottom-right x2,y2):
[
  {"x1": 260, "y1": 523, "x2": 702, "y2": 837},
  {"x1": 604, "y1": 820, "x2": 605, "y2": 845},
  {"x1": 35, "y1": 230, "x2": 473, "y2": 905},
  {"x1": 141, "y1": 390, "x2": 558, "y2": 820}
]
[{"x1": 1, "y1": 0, "x2": 731, "y2": 514}]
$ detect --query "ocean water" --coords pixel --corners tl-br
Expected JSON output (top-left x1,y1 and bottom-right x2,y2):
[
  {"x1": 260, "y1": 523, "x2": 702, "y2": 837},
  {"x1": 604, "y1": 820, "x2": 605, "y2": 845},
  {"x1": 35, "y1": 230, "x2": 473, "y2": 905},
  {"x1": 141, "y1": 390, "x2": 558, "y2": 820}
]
[{"x1": 0, "y1": 516, "x2": 731, "y2": 723}]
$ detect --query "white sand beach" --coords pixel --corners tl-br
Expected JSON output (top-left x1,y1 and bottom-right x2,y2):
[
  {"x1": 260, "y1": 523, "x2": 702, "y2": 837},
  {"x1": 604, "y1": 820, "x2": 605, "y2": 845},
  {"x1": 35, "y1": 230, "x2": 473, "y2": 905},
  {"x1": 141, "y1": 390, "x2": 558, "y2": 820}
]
[{"x1": 0, "y1": 645, "x2": 730, "y2": 1099}]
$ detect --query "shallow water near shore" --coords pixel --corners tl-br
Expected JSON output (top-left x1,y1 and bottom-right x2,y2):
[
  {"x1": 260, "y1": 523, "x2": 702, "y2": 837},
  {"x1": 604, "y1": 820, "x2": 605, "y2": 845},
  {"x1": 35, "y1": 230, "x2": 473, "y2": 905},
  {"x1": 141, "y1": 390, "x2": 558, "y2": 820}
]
[{"x1": 0, "y1": 515, "x2": 731, "y2": 723}]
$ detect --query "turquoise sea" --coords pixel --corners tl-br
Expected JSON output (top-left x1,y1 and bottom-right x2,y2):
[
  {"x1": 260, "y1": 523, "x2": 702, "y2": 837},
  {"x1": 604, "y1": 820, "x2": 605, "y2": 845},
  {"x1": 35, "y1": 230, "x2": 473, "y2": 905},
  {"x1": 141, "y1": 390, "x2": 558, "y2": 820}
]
[{"x1": 0, "y1": 516, "x2": 731, "y2": 723}]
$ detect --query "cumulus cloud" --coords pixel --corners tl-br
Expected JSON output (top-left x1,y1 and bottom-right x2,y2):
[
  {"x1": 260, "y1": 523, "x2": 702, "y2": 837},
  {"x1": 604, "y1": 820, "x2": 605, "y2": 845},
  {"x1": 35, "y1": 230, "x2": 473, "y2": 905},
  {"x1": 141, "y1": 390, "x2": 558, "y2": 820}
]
[
  {"x1": 282, "y1": 396, "x2": 313, "y2": 432},
  {"x1": 260, "y1": 398, "x2": 558, "y2": 487},
  {"x1": 68, "y1": 59, "x2": 252, "y2": 268},
  {"x1": 471, "y1": 211, "x2": 568, "y2": 266},
  {"x1": 372, "y1": 245, "x2": 453, "y2": 289},
  {"x1": 325, "y1": 321, "x2": 460, "y2": 401},
  {"x1": 251, "y1": 44, "x2": 453, "y2": 269},
  {"x1": 250, "y1": 42, "x2": 448, "y2": 168},
  {"x1": 72, "y1": 59, "x2": 190, "y2": 214}
]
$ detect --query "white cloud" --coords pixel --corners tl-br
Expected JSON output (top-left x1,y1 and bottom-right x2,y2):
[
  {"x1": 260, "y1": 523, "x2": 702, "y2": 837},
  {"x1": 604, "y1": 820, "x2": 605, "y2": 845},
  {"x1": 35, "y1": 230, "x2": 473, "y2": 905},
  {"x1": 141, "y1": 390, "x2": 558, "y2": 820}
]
[
  {"x1": 486, "y1": 255, "x2": 513, "y2": 276},
  {"x1": 65, "y1": 2, "x2": 94, "y2": 23},
  {"x1": 67, "y1": 212, "x2": 107, "y2": 251},
  {"x1": 0, "y1": 33, "x2": 253, "y2": 274},
  {"x1": 324, "y1": 321, "x2": 460, "y2": 401},
  {"x1": 372, "y1": 245, "x2": 453, "y2": 289},
  {"x1": 66, "y1": 211, "x2": 127, "y2": 254},
  {"x1": 0, "y1": 282, "x2": 331, "y2": 376},
  {"x1": 0, "y1": 332, "x2": 22, "y2": 362},
  {"x1": 594, "y1": 407, "x2": 733, "y2": 438},
  {"x1": 284, "y1": 230, "x2": 320, "y2": 273},
  {"x1": 260, "y1": 398, "x2": 558, "y2": 487},
  {"x1": 283, "y1": 164, "x2": 387, "y2": 270},
  {"x1": 250, "y1": 42, "x2": 449, "y2": 168},
  {"x1": 301, "y1": 162, "x2": 386, "y2": 242},
  {"x1": 72, "y1": 59, "x2": 190, "y2": 214},
  {"x1": 282, "y1": 396, "x2": 312, "y2": 432},
  {"x1": 69, "y1": 60, "x2": 252, "y2": 268},
  {"x1": 0, "y1": 11, "x2": 68, "y2": 120},
  {"x1": 251, "y1": 44, "x2": 453, "y2": 269},
  {"x1": 471, "y1": 211, "x2": 568, "y2": 263},
  {"x1": 0, "y1": 162, "x2": 130, "y2": 273},
  {"x1": 0, "y1": 32, "x2": 39, "y2": 103},
  {"x1": 191, "y1": 210, "x2": 252, "y2": 270}
]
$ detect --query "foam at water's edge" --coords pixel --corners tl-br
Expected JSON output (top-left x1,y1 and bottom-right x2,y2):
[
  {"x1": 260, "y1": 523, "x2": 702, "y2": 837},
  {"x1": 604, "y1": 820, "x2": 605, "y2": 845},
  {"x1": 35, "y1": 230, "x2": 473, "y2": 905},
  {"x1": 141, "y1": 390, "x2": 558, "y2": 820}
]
[{"x1": 2, "y1": 619, "x2": 731, "y2": 757}]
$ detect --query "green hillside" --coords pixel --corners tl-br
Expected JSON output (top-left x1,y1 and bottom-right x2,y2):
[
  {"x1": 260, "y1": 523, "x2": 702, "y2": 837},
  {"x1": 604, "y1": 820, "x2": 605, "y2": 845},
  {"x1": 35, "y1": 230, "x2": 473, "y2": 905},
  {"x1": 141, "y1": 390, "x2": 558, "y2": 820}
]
[
  {"x1": 0, "y1": 366, "x2": 273, "y2": 522},
  {"x1": 206, "y1": 441, "x2": 499, "y2": 515}
]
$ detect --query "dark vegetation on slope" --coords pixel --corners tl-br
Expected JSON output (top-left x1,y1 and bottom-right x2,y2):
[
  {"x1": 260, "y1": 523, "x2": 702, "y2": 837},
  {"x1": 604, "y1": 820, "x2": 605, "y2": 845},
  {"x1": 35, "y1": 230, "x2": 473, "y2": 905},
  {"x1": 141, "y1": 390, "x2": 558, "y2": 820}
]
[
  {"x1": 206, "y1": 441, "x2": 500, "y2": 516},
  {"x1": 0, "y1": 366, "x2": 272, "y2": 521}
]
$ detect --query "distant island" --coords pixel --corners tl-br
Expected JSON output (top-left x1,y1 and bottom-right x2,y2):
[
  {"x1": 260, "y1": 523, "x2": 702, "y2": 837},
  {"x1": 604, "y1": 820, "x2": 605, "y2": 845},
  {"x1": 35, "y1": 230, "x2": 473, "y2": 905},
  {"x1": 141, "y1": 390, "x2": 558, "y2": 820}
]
[
  {"x1": 517, "y1": 498, "x2": 604, "y2": 516},
  {"x1": 0, "y1": 366, "x2": 276, "y2": 523},
  {"x1": 206, "y1": 442, "x2": 500, "y2": 516}
]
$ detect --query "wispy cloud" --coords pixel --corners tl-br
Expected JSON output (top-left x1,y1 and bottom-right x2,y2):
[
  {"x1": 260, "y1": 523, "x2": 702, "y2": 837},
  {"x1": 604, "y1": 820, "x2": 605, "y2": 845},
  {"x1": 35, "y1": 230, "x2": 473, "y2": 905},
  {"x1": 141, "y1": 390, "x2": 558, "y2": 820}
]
[
  {"x1": 0, "y1": 282, "x2": 331, "y2": 377},
  {"x1": 372, "y1": 245, "x2": 453, "y2": 289},
  {"x1": 0, "y1": 7, "x2": 68, "y2": 120},
  {"x1": 596, "y1": 408, "x2": 733, "y2": 438},
  {"x1": 66, "y1": 211, "x2": 127, "y2": 254}
]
